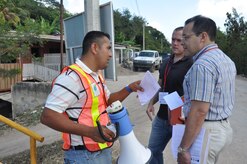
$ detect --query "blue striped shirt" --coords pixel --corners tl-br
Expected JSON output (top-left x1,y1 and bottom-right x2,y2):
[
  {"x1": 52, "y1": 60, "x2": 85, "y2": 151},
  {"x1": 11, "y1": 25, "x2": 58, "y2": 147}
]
[{"x1": 183, "y1": 44, "x2": 236, "y2": 120}]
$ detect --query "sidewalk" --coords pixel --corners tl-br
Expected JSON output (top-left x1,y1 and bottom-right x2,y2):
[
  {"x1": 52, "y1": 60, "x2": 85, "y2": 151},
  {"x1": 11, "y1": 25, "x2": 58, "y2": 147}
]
[{"x1": 0, "y1": 92, "x2": 11, "y2": 102}]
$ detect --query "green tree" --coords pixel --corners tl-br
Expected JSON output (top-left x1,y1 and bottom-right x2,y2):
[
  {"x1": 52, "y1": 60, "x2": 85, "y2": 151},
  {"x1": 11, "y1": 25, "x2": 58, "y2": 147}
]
[
  {"x1": 0, "y1": 0, "x2": 20, "y2": 27},
  {"x1": 114, "y1": 9, "x2": 138, "y2": 45},
  {"x1": 224, "y1": 8, "x2": 247, "y2": 76},
  {"x1": 216, "y1": 28, "x2": 228, "y2": 52},
  {"x1": 114, "y1": 8, "x2": 170, "y2": 52},
  {"x1": 10, "y1": 0, "x2": 71, "y2": 33},
  {"x1": 114, "y1": 9, "x2": 126, "y2": 43},
  {"x1": 0, "y1": 18, "x2": 43, "y2": 64},
  {"x1": 145, "y1": 26, "x2": 170, "y2": 52},
  {"x1": 0, "y1": 0, "x2": 71, "y2": 77},
  {"x1": 39, "y1": 16, "x2": 60, "y2": 35},
  {"x1": 0, "y1": 21, "x2": 40, "y2": 77}
]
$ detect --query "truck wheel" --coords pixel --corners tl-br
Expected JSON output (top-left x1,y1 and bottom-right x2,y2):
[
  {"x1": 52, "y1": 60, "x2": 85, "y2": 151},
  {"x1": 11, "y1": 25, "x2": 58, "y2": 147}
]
[{"x1": 133, "y1": 66, "x2": 138, "y2": 72}]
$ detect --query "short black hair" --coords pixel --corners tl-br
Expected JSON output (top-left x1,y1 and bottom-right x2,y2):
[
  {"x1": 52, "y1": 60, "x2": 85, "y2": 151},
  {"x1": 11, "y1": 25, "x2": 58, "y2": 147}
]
[
  {"x1": 185, "y1": 15, "x2": 216, "y2": 41},
  {"x1": 82, "y1": 31, "x2": 110, "y2": 55},
  {"x1": 174, "y1": 26, "x2": 183, "y2": 32}
]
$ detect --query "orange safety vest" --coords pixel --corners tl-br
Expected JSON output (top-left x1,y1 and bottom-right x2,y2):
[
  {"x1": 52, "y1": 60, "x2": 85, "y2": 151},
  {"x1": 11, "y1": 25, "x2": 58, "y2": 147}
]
[{"x1": 56, "y1": 64, "x2": 113, "y2": 152}]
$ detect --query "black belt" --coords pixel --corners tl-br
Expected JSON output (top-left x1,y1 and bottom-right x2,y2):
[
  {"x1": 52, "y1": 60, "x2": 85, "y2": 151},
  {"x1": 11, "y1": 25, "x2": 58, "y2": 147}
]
[
  {"x1": 205, "y1": 118, "x2": 227, "y2": 122},
  {"x1": 70, "y1": 145, "x2": 86, "y2": 150}
]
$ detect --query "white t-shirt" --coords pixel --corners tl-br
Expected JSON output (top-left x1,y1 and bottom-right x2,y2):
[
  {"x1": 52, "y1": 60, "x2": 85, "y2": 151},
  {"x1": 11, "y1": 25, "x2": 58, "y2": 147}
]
[{"x1": 45, "y1": 58, "x2": 111, "y2": 146}]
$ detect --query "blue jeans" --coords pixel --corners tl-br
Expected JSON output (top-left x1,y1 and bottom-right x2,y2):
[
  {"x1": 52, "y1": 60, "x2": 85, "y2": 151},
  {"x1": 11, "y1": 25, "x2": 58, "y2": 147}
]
[
  {"x1": 64, "y1": 148, "x2": 112, "y2": 164},
  {"x1": 148, "y1": 116, "x2": 172, "y2": 164}
]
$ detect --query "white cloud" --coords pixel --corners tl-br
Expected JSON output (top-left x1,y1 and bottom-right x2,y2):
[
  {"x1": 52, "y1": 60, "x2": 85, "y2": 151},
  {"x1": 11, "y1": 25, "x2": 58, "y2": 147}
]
[
  {"x1": 197, "y1": 0, "x2": 247, "y2": 19},
  {"x1": 196, "y1": 0, "x2": 247, "y2": 30},
  {"x1": 149, "y1": 21, "x2": 162, "y2": 31},
  {"x1": 63, "y1": 0, "x2": 84, "y2": 14}
]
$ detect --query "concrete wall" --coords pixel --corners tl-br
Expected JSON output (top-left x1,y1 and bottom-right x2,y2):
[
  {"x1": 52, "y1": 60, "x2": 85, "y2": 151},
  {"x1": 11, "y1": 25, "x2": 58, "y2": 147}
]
[{"x1": 11, "y1": 82, "x2": 51, "y2": 118}]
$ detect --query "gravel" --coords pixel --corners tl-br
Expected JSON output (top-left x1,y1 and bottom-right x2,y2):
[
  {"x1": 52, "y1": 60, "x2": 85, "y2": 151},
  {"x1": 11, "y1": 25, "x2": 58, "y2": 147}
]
[
  {"x1": 0, "y1": 106, "x2": 43, "y2": 136},
  {"x1": 0, "y1": 106, "x2": 65, "y2": 164},
  {"x1": 1, "y1": 140, "x2": 64, "y2": 164}
]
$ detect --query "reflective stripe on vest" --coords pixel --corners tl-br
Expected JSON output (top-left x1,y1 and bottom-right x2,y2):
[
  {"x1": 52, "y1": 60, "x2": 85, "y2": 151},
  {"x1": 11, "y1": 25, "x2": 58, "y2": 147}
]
[{"x1": 60, "y1": 64, "x2": 112, "y2": 152}]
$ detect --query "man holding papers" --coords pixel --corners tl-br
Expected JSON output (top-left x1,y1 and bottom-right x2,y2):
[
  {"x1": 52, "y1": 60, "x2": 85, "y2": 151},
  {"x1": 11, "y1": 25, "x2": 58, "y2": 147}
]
[
  {"x1": 146, "y1": 27, "x2": 193, "y2": 164},
  {"x1": 177, "y1": 15, "x2": 236, "y2": 164}
]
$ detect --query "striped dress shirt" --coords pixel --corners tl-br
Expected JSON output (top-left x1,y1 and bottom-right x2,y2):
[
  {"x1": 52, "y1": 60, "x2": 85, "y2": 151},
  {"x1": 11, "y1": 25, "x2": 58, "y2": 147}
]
[{"x1": 183, "y1": 44, "x2": 236, "y2": 120}]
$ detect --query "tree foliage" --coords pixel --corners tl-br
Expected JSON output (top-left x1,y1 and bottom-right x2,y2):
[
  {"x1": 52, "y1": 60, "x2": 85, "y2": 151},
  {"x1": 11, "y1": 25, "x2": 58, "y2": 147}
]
[
  {"x1": 223, "y1": 8, "x2": 247, "y2": 76},
  {"x1": 145, "y1": 26, "x2": 170, "y2": 53},
  {"x1": 216, "y1": 28, "x2": 228, "y2": 51},
  {"x1": 114, "y1": 9, "x2": 170, "y2": 52},
  {"x1": 0, "y1": 0, "x2": 73, "y2": 63},
  {"x1": 0, "y1": 0, "x2": 20, "y2": 27},
  {"x1": 1, "y1": 1, "x2": 247, "y2": 77},
  {"x1": 0, "y1": 0, "x2": 72, "y2": 77},
  {"x1": 0, "y1": 18, "x2": 44, "y2": 63}
]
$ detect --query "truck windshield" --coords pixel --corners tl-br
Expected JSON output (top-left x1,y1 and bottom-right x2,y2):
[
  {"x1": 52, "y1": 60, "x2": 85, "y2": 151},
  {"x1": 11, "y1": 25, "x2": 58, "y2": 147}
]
[{"x1": 139, "y1": 52, "x2": 154, "y2": 57}]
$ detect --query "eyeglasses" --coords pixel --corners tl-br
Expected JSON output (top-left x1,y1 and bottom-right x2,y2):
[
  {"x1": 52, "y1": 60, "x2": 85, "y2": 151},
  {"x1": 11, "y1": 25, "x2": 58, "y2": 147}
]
[
  {"x1": 182, "y1": 33, "x2": 197, "y2": 41},
  {"x1": 183, "y1": 31, "x2": 203, "y2": 41}
]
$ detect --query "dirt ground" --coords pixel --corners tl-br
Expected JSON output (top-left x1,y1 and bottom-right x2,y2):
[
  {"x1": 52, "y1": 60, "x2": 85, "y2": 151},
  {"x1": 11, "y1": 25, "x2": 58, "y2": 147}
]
[{"x1": 0, "y1": 64, "x2": 247, "y2": 164}]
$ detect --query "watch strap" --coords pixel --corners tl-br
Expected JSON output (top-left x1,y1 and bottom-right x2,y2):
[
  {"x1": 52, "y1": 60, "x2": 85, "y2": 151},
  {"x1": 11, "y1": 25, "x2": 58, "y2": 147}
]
[{"x1": 125, "y1": 85, "x2": 133, "y2": 93}]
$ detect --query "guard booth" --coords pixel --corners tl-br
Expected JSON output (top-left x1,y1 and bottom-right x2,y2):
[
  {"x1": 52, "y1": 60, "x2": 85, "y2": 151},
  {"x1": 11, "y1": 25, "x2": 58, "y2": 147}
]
[{"x1": 64, "y1": 2, "x2": 116, "y2": 81}]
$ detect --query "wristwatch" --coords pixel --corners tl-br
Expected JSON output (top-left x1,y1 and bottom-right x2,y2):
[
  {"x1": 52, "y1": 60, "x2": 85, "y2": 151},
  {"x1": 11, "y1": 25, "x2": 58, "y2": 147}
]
[{"x1": 178, "y1": 146, "x2": 188, "y2": 154}]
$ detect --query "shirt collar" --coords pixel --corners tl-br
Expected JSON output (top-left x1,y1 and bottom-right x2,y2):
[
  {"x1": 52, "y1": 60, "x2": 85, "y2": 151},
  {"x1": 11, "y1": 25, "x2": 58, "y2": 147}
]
[
  {"x1": 170, "y1": 54, "x2": 190, "y2": 62},
  {"x1": 193, "y1": 43, "x2": 218, "y2": 61},
  {"x1": 75, "y1": 58, "x2": 98, "y2": 76}
]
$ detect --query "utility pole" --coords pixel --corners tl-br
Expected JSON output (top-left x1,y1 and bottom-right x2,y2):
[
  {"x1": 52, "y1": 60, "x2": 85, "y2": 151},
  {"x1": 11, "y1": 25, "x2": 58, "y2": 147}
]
[
  {"x1": 143, "y1": 23, "x2": 145, "y2": 50},
  {"x1": 143, "y1": 23, "x2": 148, "y2": 50},
  {"x1": 84, "y1": 0, "x2": 100, "y2": 32},
  {"x1": 60, "y1": 0, "x2": 64, "y2": 71},
  {"x1": 84, "y1": 0, "x2": 103, "y2": 76},
  {"x1": 161, "y1": 38, "x2": 163, "y2": 52}
]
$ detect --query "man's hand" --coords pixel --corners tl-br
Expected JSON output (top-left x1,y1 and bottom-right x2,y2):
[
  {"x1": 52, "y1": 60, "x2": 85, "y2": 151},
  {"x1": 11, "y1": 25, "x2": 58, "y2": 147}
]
[
  {"x1": 177, "y1": 151, "x2": 191, "y2": 164},
  {"x1": 146, "y1": 104, "x2": 155, "y2": 121},
  {"x1": 179, "y1": 116, "x2": 186, "y2": 124},
  {"x1": 128, "y1": 80, "x2": 144, "y2": 92},
  {"x1": 108, "y1": 80, "x2": 144, "y2": 105},
  {"x1": 90, "y1": 126, "x2": 115, "y2": 143}
]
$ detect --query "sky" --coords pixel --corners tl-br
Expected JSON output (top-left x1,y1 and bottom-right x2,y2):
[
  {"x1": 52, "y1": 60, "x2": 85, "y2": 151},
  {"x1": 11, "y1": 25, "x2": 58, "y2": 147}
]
[{"x1": 61, "y1": 0, "x2": 247, "y2": 42}]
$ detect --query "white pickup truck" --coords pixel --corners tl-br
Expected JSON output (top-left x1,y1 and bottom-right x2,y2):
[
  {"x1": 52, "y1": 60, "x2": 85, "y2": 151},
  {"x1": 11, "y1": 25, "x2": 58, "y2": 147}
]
[{"x1": 133, "y1": 50, "x2": 162, "y2": 72}]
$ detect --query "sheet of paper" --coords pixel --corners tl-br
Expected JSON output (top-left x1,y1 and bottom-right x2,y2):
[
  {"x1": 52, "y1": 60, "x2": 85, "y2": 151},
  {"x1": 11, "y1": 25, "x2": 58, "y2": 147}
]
[
  {"x1": 163, "y1": 91, "x2": 183, "y2": 110},
  {"x1": 137, "y1": 71, "x2": 161, "y2": 105},
  {"x1": 159, "y1": 92, "x2": 168, "y2": 104},
  {"x1": 171, "y1": 124, "x2": 206, "y2": 164}
]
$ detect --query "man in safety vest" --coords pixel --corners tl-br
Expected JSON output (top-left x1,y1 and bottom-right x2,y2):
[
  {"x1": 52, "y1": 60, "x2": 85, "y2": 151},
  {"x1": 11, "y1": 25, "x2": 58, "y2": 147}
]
[{"x1": 40, "y1": 31, "x2": 143, "y2": 164}]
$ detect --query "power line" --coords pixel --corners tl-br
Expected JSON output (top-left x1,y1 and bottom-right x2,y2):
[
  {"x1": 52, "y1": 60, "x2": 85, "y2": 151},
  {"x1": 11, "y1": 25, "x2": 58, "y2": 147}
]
[{"x1": 135, "y1": 0, "x2": 141, "y2": 16}]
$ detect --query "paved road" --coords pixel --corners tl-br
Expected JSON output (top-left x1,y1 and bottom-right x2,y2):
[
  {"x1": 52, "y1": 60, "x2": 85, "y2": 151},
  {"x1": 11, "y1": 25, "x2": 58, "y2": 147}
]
[
  {"x1": 109, "y1": 71, "x2": 247, "y2": 164},
  {"x1": 0, "y1": 68, "x2": 246, "y2": 163}
]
